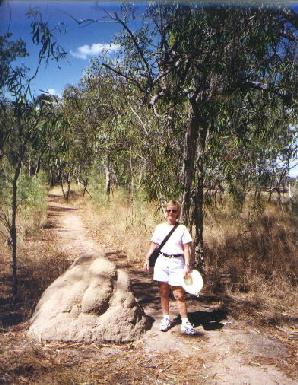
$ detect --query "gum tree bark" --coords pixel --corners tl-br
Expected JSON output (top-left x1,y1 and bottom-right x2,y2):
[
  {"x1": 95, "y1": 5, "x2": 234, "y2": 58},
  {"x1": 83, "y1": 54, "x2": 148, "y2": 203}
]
[
  {"x1": 193, "y1": 120, "x2": 208, "y2": 270},
  {"x1": 11, "y1": 161, "x2": 22, "y2": 300},
  {"x1": 181, "y1": 99, "x2": 208, "y2": 271},
  {"x1": 181, "y1": 102, "x2": 200, "y2": 226}
]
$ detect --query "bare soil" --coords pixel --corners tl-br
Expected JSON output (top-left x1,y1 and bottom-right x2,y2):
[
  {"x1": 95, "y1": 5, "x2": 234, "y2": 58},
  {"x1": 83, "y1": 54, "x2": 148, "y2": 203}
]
[{"x1": 0, "y1": 193, "x2": 297, "y2": 385}]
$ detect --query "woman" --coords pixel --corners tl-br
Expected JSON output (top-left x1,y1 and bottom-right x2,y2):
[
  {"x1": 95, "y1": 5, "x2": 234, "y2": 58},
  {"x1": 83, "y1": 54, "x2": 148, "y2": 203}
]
[{"x1": 144, "y1": 200, "x2": 196, "y2": 335}]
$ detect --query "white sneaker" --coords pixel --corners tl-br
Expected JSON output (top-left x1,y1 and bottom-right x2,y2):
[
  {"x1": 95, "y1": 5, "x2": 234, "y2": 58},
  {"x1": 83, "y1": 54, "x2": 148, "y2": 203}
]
[
  {"x1": 181, "y1": 321, "x2": 196, "y2": 335},
  {"x1": 159, "y1": 317, "x2": 172, "y2": 331}
]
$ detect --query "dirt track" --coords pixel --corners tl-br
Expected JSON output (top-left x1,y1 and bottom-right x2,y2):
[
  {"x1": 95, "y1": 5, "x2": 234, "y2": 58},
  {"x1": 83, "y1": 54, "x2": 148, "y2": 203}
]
[
  {"x1": 41, "y1": 193, "x2": 297, "y2": 385},
  {"x1": 1, "y1": 193, "x2": 295, "y2": 384}
]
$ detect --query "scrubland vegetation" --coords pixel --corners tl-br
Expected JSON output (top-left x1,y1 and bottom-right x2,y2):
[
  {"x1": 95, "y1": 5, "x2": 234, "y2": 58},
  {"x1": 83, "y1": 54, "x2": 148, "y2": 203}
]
[
  {"x1": 0, "y1": 3, "x2": 297, "y2": 383},
  {"x1": 77, "y1": 183, "x2": 298, "y2": 321},
  {"x1": 1, "y1": 3, "x2": 297, "y2": 299},
  {"x1": 1, "y1": 177, "x2": 297, "y2": 328},
  {"x1": 1, "y1": 179, "x2": 297, "y2": 384},
  {"x1": 0, "y1": 175, "x2": 69, "y2": 324}
]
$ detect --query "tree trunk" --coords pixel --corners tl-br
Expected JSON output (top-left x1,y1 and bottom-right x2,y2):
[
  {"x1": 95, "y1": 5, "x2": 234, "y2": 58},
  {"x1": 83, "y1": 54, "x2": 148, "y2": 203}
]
[
  {"x1": 193, "y1": 121, "x2": 208, "y2": 271},
  {"x1": 50, "y1": 166, "x2": 55, "y2": 187},
  {"x1": 181, "y1": 102, "x2": 200, "y2": 225},
  {"x1": 28, "y1": 156, "x2": 31, "y2": 177},
  {"x1": 66, "y1": 173, "x2": 71, "y2": 201},
  {"x1": 180, "y1": 100, "x2": 207, "y2": 271},
  {"x1": 11, "y1": 164, "x2": 21, "y2": 300},
  {"x1": 34, "y1": 155, "x2": 42, "y2": 175},
  {"x1": 82, "y1": 178, "x2": 88, "y2": 197},
  {"x1": 254, "y1": 186, "x2": 261, "y2": 207},
  {"x1": 60, "y1": 176, "x2": 66, "y2": 199},
  {"x1": 105, "y1": 156, "x2": 112, "y2": 199},
  {"x1": 267, "y1": 176, "x2": 274, "y2": 203},
  {"x1": 129, "y1": 147, "x2": 134, "y2": 203}
]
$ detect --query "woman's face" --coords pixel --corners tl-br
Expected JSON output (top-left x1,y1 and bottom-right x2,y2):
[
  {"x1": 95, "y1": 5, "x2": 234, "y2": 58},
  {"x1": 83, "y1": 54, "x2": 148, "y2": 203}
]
[{"x1": 165, "y1": 205, "x2": 179, "y2": 223}]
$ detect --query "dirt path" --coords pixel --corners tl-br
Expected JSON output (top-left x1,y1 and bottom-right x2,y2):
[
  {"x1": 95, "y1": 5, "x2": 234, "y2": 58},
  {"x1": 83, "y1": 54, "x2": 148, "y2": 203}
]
[{"x1": 35, "y1": 194, "x2": 298, "y2": 385}]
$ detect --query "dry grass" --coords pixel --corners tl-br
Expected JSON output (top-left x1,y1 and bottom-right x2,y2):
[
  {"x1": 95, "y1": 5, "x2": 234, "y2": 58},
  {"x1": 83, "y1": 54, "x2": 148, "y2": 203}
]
[
  {"x1": 0, "y1": 331, "x2": 205, "y2": 385},
  {"x1": 18, "y1": 206, "x2": 48, "y2": 239},
  {"x1": 75, "y1": 190, "x2": 163, "y2": 268},
  {"x1": 0, "y1": 218, "x2": 70, "y2": 329},
  {"x1": 204, "y1": 202, "x2": 297, "y2": 316},
  {"x1": 0, "y1": 187, "x2": 207, "y2": 385},
  {"x1": 0, "y1": 186, "x2": 297, "y2": 384},
  {"x1": 76, "y1": 190, "x2": 297, "y2": 324}
]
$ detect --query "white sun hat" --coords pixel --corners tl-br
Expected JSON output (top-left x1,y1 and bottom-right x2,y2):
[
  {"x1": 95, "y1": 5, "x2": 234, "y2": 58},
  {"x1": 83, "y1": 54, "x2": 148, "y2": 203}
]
[{"x1": 182, "y1": 270, "x2": 204, "y2": 296}]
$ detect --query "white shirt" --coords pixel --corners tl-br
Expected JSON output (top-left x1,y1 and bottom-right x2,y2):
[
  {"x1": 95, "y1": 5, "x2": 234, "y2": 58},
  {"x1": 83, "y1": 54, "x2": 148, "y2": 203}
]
[{"x1": 151, "y1": 222, "x2": 192, "y2": 255}]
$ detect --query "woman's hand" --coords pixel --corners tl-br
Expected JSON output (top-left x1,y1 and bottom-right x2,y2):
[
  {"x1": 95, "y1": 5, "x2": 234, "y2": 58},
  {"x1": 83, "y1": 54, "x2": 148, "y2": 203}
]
[
  {"x1": 144, "y1": 242, "x2": 158, "y2": 272},
  {"x1": 183, "y1": 263, "x2": 191, "y2": 278},
  {"x1": 144, "y1": 259, "x2": 150, "y2": 272}
]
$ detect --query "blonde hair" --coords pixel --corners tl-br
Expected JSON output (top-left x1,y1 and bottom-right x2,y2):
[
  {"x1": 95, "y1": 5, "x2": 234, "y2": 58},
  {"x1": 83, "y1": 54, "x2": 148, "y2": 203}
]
[{"x1": 165, "y1": 200, "x2": 181, "y2": 217}]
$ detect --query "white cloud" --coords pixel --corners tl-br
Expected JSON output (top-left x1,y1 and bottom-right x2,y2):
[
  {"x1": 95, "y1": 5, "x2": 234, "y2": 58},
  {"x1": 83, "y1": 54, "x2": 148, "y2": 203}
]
[
  {"x1": 70, "y1": 43, "x2": 120, "y2": 60},
  {"x1": 47, "y1": 88, "x2": 56, "y2": 95},
  {"x1": 46, "y1": 88, "x2": 62, "y2": 98}
]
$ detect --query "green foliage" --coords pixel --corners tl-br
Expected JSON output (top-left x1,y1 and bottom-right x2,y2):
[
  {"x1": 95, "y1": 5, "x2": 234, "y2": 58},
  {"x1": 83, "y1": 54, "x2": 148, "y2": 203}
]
[
  {"x1": 0, "y1": 158, "x2": 14, "y2": 206},
  {"x1": 0, "y1": 166, "x2": 48, "y2": 237},
  {"x1": 0, "y1": 7, "x2": 67, "y2": 296},
  {"x1": 17, "y1": 172, "x2": 47, "y2": 211},
  {"x1": 0, "y1": 32, "x2": 27, "y2": 93},
  {"x1": 3, "y1": 4, "x2": 296, "y2": 235},
  {"x1": 87, "y1": 167, "x2": 107, "y2": 205},
  {"x1": 35, "y1": 4, "x2": 295, "y2": 215}
]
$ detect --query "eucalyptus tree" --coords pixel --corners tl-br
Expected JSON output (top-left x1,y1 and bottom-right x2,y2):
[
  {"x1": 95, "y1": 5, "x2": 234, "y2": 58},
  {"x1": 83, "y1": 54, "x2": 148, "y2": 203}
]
[
  {"x1": 101, "y1": 4, "x2": 298, "y2": 267},
  {"x1": 0, "y1": 33, "x2": 27, "y2": 158},
  {"x1": 80, "y1": 66, "x2": 144, "y2": 198},
  {"x1": 50, "y1": 74, "x2": 129, "y2": 199},
  {"x1": 55, "y1": 85, "x2": 86, "y2": 199},
  {"x1": 205, "y1": 88, "x2": 297, "y2": 210},
  {"x1": 1, "y1": 95, "x2": 60, "y2": 297},
  {"x1": 51, "y1": 83, "x2": 105, "y2": 199},
  {"x1": 79, "y1": 70, "x2": 121, "y2": 196},
  {"x1": 0, "y1": 10, "x2": 66, "y2": 298},
  {"x1": 82, "y1": 57, "x2": 190, "y2": 203}
]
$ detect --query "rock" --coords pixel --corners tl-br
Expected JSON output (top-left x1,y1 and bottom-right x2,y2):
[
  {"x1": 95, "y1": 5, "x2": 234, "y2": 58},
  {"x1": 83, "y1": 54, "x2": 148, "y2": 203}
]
[{"x1": 28, "y1": 254, "x2": 148, "y2": 342}]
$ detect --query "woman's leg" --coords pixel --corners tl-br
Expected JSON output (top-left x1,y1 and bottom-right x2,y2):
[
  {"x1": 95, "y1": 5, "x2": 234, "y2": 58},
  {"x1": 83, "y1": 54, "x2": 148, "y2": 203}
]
[
  {"x1": 172, "y1": 286, "x2": 196, "y2": 334},
  {"x1": 172, "y1": 286, "x2": 188, "y2": 318},
  {"x1": 159, "y1": 282, "x2": 170, "y2": 315}
]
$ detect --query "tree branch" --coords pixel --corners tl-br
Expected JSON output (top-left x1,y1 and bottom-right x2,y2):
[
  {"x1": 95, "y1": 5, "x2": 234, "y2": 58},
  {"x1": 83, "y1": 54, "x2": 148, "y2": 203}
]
[
  {"x1": 102, "y1": 63, "x2": 145, "y2": 93},
  {"x1": 245, "y1": 80, "x2": 294, "y2": 103},
  {"x1": 129, "y1": 106, "x2": 149, "y2": 135},
  {"x1": 111, "y1": 11, "x2": 153, "y2": 85}
]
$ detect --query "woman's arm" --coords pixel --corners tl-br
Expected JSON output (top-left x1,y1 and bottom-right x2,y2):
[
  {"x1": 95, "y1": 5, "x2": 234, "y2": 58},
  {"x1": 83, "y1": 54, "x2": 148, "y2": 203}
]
[
  {"x1": 144, "y1": 242, "x2": 159, "y2": 271},
  {"x1": 182, "y1": 242, "x2": 192, "y2": 277}
]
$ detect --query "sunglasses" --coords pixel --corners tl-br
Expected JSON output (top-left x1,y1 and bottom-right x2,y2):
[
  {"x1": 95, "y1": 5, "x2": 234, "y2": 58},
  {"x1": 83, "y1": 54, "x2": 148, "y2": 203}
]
[{"x1": 166, "y1": 209, "x2": 178, "y2": 213}]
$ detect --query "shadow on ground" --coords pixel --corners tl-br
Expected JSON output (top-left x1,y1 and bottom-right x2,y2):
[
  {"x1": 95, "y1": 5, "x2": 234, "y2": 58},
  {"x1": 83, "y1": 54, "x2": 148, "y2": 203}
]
[
  {"x1": 109, "y1": 255, "x2": 298, "y2": 333},
  {"x1": 0, "y1": 194, "x2": 73, "y2": 330}
]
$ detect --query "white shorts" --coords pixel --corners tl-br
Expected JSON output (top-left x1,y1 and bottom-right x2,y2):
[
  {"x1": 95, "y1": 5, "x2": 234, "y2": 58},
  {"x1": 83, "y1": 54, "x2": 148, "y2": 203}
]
[{"x1": 153, "y1": 255, "x2": 185, "y2": 286}]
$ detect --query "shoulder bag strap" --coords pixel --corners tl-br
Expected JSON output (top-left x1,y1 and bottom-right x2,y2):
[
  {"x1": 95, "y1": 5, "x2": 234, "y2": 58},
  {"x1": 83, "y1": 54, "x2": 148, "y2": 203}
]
[{"x1": 156, "y1": 223, "x2": 179, "y2": 253}]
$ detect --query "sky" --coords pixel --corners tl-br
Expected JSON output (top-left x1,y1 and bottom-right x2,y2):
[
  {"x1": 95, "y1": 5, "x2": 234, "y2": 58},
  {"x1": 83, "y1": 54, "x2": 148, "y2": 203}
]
[
  {"x1": 0, "y1": 1, "x2": 142, "y2": 95},
  {"x1": 1, "y1": 0, "x2": 297, "y2": 97},
  {"x1": 0, "y1": 0, "x2": 297, "y2": 177}
]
